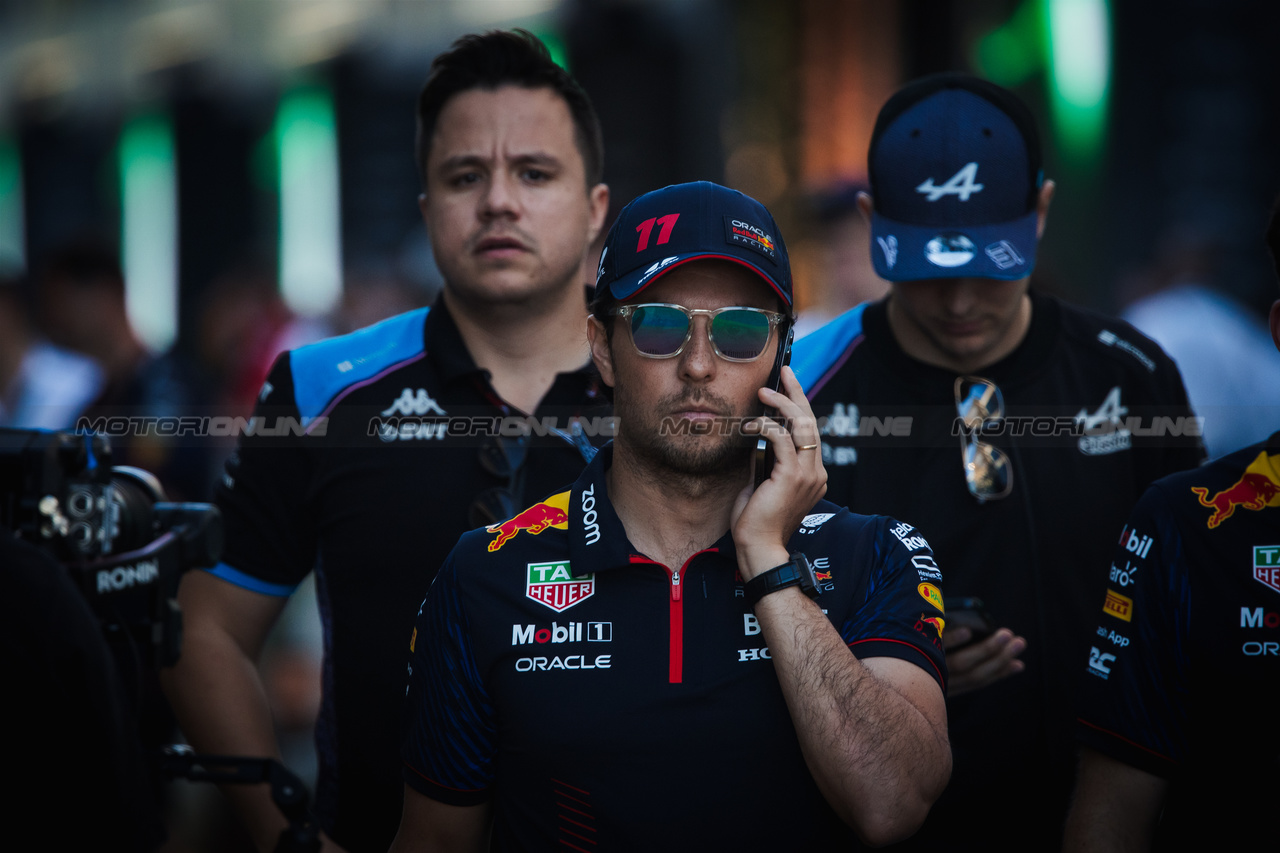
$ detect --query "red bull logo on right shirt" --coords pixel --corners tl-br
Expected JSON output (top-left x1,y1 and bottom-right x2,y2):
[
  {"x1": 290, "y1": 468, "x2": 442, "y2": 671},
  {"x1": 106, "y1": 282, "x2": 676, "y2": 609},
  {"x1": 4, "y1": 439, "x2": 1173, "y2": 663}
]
[
  {"x1": 1191, "y1": 450, "x2": 1280, "y2": 530},
  {"x1": 487, "y1": 492, "x2": 571, "y2": 552}
]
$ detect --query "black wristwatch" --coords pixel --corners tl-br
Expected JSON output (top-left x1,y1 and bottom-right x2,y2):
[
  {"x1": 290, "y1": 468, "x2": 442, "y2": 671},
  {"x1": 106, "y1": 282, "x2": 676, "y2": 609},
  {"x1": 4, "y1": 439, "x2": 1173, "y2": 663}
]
[{"x1": 744, "y1": 553, "x2": 819, "y2": 608}]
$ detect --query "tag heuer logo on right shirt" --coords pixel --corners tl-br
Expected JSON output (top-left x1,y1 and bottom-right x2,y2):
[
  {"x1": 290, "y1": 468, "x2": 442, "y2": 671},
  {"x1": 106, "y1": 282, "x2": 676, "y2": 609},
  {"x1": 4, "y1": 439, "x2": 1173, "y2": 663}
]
[
  {"x1": 526, "y1": 561, "x2": 595, "y2": 612},
  {"x1": 1254, "y1": 546, "x2": 1280, "y2": 595}
]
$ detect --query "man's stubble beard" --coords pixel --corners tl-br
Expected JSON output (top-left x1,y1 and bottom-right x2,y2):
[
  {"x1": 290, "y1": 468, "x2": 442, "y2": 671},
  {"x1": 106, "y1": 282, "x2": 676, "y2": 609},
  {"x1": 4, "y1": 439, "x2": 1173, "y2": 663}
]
[{"x1": 613, "y1": 386, "x2": 763, "y2": 485}]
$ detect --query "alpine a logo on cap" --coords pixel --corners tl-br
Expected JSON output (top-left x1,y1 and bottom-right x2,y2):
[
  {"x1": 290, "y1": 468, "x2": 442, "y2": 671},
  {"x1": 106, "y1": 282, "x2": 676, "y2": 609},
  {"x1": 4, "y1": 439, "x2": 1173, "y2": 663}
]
[
  {"x1": 724, "y1": 216, "x2": 777, "y2": 261},
  {"x1": 526, "y1": 560, "x2": 595, "y2": 612},
  {"x1": 916, "y1": 162, "x2": 984, "y2": 202},
  {"x1": 925, "y1": 233, "x2": 976, "y2": 267}
]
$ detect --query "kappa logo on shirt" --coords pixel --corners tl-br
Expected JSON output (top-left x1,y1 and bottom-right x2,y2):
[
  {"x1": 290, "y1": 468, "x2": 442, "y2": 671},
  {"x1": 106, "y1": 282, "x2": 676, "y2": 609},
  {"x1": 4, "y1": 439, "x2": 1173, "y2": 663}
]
[{"x1": 382, "y1": 388, "x2": 446, "y2": 417}]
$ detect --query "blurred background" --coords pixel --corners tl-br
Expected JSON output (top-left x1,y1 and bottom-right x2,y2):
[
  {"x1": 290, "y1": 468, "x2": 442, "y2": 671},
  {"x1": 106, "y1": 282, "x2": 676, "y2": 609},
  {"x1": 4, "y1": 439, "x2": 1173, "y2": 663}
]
[{"x1": 2, "y1": 0, "x2": 1278, "y2": 847}]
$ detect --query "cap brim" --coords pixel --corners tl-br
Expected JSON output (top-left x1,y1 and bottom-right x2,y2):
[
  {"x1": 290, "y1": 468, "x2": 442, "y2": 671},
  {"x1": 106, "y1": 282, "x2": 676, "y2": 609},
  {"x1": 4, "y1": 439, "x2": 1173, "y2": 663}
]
[
  {"x1": 868, "y1": 208, "x2": 1039, "y2": 282},
  {"x1": 610, "y1": 252, "x2": 792, "y2": 307}
]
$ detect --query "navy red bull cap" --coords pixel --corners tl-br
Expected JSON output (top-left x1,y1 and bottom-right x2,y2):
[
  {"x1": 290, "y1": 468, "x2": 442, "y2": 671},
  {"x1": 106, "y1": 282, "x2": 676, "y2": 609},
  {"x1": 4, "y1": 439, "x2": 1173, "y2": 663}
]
[
  {"x1": 595, "y1": 181, "x2": 793, "y2": 308},
  {"x1": 867, "y1": 73, "x2": 1044, "y2": 283}
]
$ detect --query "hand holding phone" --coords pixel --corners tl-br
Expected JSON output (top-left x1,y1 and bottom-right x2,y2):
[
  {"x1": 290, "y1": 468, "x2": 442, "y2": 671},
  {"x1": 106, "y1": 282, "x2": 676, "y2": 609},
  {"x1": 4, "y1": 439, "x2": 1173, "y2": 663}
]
[
  {"x1": 942, "y1": 596, "x2": 995, "y2": 649},
  {"x1": 753, "y1": 325, "x2": 794, "y2": 489},
  {"x1": 940, "y1": 595, "x2": 1027, "y2": 696}
]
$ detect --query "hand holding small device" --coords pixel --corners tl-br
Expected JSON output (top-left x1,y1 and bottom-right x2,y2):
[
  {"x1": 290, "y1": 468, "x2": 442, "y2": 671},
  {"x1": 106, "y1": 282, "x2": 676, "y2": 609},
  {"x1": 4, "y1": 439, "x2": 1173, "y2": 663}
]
[
  {"x1": 940, "y1": 596, "x2": 1027, "y2": 697},
  {"x1": 753, "y1": 325, "x2": 795, "y2": 489}
]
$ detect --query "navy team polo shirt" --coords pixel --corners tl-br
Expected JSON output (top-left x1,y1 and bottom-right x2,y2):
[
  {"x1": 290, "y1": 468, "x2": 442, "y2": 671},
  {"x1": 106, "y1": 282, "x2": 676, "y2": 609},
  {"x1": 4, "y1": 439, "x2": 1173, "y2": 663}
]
[{"x1": 403, "y1": 444, "x2": 948, "y2": 852}]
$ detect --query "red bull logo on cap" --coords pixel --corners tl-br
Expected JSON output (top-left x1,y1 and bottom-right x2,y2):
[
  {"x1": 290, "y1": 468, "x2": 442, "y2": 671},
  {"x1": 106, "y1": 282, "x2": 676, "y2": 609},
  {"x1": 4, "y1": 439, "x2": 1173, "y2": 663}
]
[
  {"x1": 487, "y1": 492, "x2": 571, "y2": 552},
  {"x1": 526, "y1": 560, "x2": 595, "y2": 612},
  {"x1": 1190, "y1": 451, "x2": 1280, "y2": 529}
]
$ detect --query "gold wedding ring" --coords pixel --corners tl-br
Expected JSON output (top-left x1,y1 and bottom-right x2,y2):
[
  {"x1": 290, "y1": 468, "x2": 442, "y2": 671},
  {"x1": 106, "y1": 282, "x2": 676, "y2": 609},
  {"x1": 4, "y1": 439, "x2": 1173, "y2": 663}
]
[{"x1": 795, "y1": 443, "x2": 820, "y2": 451}]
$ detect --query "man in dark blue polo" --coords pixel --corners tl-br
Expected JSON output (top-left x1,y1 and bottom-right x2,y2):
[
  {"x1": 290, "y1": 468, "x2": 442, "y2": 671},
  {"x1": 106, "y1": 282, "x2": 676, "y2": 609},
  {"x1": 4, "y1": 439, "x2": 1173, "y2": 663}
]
[{"x1": 393, "y1": 181, "x2": 953, "y2": 852}]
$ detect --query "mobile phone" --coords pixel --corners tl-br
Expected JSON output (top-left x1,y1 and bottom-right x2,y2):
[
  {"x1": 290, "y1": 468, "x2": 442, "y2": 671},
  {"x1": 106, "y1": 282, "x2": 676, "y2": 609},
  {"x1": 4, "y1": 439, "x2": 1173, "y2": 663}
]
[
  {"x1": 753, "y1": 325, "x2": 795, "y2": 489},
  {"x1": 943, "y1": 596, "x2": 995, "y2": 647}
]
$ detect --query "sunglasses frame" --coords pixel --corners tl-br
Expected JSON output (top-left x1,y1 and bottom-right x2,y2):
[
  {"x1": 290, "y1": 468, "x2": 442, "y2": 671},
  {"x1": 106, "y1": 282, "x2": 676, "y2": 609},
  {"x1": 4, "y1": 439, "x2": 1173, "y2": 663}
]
[
  {"x1": 613, "y1": 302, "x2": 787, "y2": 362},
  {"x1": 954, "y1": 375, "x2": 1014, "y2": 503}
]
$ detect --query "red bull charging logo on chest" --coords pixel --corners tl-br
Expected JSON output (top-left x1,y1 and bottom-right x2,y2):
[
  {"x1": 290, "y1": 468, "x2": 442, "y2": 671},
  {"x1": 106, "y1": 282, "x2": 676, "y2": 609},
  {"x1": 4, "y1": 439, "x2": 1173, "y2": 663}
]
[{"x1": 487, "y1": 492, "x2": 571, "y2": 552}]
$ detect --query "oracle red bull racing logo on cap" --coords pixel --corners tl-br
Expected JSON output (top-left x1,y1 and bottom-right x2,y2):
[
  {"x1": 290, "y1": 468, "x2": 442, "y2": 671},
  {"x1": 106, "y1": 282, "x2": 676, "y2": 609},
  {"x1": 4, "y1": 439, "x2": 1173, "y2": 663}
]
[
  {"x1": 1190, "y1": 451, "x2": 1280, "y2": 529},
  {"x1": 526, "y1": 560, "x2": 595, "y2": 613},
  {"x1": 487, "y1": 492, "x2": 571, "y2": 552}
]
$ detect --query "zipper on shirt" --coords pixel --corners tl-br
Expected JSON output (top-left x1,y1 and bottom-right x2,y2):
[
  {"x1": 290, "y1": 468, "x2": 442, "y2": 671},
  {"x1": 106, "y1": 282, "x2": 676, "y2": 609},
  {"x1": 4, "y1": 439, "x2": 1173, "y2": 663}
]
[{"x1": 631, "y1": 549, "x2": 717, "y2": 685}]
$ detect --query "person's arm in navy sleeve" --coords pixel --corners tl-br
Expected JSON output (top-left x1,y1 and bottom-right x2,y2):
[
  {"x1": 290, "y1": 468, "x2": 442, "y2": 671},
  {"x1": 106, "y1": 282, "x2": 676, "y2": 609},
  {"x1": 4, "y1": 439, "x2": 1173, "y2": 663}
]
[
  {"x1": 396, "y1": 553, "x2": 497, "y2": 850},
  {"x1": 1064, "y1": 483, "x2": 1186, "y2": 851},
  {"x1": 732, "y1": 368, "x2": 950, "y2": 847},
  {"x1": 160, "y1": 355, "x2": 343, "y2": 853}
]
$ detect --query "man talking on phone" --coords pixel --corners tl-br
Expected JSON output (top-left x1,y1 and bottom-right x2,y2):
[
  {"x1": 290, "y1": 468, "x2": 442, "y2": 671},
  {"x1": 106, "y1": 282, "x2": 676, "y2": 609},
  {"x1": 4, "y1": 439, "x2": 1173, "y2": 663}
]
[
  {"x1": 791, "y1": 74, "x2": 1204, "y2": 849},
  {"x1": 391, "y1": 181, "x2": 951, "y2": 851}
]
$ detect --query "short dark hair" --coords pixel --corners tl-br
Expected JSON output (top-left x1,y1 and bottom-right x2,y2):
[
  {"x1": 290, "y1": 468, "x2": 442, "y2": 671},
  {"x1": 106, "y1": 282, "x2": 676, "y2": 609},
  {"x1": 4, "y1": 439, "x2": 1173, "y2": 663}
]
[{"x1": 414, "y1": 29, "x2": 604, "y2": 189}]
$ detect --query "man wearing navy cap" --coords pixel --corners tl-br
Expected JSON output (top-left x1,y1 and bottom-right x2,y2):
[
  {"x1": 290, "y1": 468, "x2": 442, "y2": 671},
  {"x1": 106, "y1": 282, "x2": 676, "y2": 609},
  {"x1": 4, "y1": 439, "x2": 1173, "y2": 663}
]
[
  {"x1": 791, "y1": 75, "x2": 1204, "y2": 849},
  {"x1": 392, "y1": 181, "x2": 952, "y2": 851}
]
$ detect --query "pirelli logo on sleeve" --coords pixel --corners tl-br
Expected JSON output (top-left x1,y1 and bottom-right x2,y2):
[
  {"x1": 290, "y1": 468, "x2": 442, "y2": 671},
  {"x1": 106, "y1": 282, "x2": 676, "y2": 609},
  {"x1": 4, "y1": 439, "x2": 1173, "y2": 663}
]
[{"x1": 1102, "y1": 588, "x2": 1133, "y2": 622}]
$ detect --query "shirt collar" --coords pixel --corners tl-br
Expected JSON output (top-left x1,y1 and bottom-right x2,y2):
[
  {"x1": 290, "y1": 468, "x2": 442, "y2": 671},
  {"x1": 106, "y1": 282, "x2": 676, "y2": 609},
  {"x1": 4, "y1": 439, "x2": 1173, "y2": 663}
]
[
  {"x1": 424, "y1": 292, "x2": 605, "y2": 401},
  {"x1": 565, "y1": 443, "x2": 737, "y2": 573}
]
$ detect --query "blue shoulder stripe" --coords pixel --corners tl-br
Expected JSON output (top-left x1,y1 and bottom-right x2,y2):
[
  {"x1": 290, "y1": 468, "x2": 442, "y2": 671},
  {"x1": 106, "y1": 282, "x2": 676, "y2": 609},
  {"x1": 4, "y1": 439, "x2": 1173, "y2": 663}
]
[
  {"x1": 291, "y1": 307, "x2": 430, "y2": 422},
  {"x1": 792, "y1": 303, "x2": 867, "y2": 395},
  {"x1": 206, "y1": 562, "x2": 298, "y2": 597}
]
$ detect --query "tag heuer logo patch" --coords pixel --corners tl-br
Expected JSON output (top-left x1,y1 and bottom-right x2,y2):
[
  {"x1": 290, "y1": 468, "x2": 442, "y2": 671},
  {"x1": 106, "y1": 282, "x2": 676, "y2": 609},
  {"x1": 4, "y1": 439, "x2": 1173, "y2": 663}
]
[
  {"x1": 526, "y1": 561, "x2": 595, "y2": 612},
  {"x1": 1254, "y1": 546, "x2": 1280, "y2": 595}
]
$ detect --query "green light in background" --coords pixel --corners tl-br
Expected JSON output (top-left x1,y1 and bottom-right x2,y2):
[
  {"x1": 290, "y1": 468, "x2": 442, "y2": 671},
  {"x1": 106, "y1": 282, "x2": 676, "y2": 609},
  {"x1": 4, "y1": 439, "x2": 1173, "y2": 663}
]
[
  {"x1": 276, "y1": 86, "x2": 342, "y2": 318},
  {"x1": 0, "y1": 137, "x2": 24, "y2": 275},
  {"x1": 975, "y1": 0, "x2": 1045, "y2": 87},
  {"x1": 1045, "y1": 0, "x2": 1111, "y2": 161},
  {"x1": 533, "y1": 29, "x2": 569, "y2": 71},
  {"x1": 119, "y1": 114, "x2": 178, "y2": 353}
]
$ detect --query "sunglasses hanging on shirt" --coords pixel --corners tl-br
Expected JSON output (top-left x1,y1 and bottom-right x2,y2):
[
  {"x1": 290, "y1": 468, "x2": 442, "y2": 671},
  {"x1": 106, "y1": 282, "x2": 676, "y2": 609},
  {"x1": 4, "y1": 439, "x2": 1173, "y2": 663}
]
[{"x1": 954, "y1": 375, "x2": 1014, "y2": 503}]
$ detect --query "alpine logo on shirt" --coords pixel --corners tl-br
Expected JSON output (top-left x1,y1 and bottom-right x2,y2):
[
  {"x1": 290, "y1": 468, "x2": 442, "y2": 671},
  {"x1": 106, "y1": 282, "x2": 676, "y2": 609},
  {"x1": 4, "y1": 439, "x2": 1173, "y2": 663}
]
[{"x1": 1075, "y1": 387, "x2": 1131, "y2": 456}]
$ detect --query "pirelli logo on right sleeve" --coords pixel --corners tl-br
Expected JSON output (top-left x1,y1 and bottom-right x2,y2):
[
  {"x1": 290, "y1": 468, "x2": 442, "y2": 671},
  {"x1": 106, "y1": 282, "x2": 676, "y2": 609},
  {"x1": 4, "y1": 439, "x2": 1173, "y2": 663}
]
[{"x1": 1103, "y1": 588, "x2": 1133, "y2": 622}]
